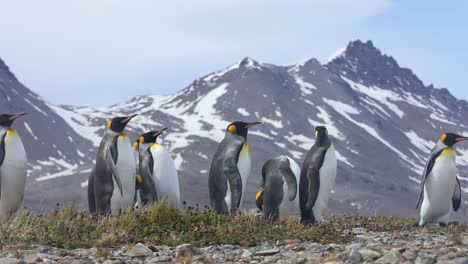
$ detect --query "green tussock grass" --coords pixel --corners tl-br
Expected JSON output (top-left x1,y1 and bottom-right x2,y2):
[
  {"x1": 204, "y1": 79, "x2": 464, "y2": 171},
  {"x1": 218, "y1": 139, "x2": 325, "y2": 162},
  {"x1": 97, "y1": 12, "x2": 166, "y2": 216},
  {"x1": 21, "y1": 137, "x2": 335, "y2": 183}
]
[{"x1": 0, "y1": 200, "x2": 466, "y2": 250}]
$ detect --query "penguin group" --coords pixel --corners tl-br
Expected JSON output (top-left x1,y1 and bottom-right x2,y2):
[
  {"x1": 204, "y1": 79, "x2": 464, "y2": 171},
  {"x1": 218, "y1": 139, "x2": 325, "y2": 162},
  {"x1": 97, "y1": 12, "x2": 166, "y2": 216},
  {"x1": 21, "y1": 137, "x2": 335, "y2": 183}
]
[
  {"x1": 87, "y1": 115, "x2": 180, "y2": 215},
  {"x1": 0, "y1": 111, "x2": 465, "y2": 226}
]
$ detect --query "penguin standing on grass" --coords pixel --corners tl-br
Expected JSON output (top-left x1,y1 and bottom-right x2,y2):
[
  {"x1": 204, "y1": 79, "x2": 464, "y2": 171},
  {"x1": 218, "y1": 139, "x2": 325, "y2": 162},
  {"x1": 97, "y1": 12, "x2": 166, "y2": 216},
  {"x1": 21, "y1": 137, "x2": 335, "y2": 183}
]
[
  {"x1": 209, "y1": 121, "x2": 261, "y2": 213},
  {"x1": 0, "y1": 113, "x2": 28, "y2": 216},
  {"x1": 88, "y1": 114, "x2": 138, "y2": 214},
  {"x1": 299, "y1": 126, "x2": 337, "y2": 224},
  {"x1": 416, "y1": 133, "x2": 467, "y2": 226},
  {"x1": 136, "y1": 130, "x2": 162, "y2": 205},
  {"x1": 139, "y1": 128, "x2": 180, "y2": 206},
  {"x1": 255, "y1": 155, "x2": 300, "y2": 220}
]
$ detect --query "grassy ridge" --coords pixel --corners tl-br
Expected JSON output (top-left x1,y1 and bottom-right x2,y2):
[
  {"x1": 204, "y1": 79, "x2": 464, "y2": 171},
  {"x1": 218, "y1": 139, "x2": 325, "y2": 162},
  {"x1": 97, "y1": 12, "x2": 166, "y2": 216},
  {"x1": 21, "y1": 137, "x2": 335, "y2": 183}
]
[{"x1": 0, "y1": 200, "x2": 466, "y2": 250}]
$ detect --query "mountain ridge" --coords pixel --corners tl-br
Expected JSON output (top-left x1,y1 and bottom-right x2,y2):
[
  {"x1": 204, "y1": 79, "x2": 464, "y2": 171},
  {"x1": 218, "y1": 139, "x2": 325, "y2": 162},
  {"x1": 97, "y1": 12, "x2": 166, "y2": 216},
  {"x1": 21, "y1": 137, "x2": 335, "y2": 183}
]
[{"x1": 1, "y1": 40, "x2": 467, "y2": 220}]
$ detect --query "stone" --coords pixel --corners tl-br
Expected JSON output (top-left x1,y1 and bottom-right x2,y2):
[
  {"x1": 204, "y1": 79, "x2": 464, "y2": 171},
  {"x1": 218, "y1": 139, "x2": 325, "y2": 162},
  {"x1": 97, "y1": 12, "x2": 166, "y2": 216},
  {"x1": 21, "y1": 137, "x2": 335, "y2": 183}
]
[
  {"x1": 0, "y1": 258, "x2": 20, "y2": 264},
  {"x1": 455, "y1": 257, "x2": 468, "y2": 264},
  {"x1": 415, "y1": 256, "x2": 436, "y2": 264},
  {"x1": 241, "y1": 249, "x2": 253, "y2": 262},
  {"x1": 125, "y1": 243, "x2": 153, "y2": 257},
  {"x1": 375, "y1": 249, "x2": 402, "y2": 264},
  {"x1": 175, "y1": 244, "x2": 196, "y2": 260},
  {"x1": 352, "y1": 227, "x2": 368, "y2": 234},
  {"x1": 284, "y1": 244, "x2": 305, "y2": 251},
  {"x1": 255, "y1": 249, "x2": 280, "y2": 256},
  {"x1": 348, "y1": 249, "x2": 363, "y2": 263},
  {"x1": 146, "y1": 256, "x2": 172, "y2": 263},
  {"x1": 358, "y1": 249, "x2": 382, "y2": 261}
]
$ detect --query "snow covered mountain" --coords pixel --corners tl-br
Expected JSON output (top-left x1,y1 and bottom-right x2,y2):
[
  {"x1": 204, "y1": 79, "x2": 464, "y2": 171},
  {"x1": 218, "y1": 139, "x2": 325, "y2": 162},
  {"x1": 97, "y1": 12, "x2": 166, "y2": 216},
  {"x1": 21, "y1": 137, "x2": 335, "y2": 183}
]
[{"x1": 2, "y1": 40, "x2": 468, "y2": 219}]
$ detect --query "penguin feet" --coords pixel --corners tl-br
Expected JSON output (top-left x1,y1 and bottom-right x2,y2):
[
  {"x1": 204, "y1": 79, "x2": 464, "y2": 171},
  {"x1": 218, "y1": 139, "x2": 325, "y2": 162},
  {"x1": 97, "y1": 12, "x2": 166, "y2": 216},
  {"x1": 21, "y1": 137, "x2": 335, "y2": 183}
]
[{"x1": 438, "y1": 222, "x2": 448, "y2": 227}]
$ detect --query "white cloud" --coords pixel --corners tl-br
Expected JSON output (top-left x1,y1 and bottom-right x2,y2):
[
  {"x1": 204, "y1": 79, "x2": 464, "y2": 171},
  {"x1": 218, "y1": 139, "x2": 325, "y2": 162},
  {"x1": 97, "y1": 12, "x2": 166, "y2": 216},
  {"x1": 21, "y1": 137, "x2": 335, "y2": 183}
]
[{"x1": 0, "y1": 0, "x2": 392, "y2": 106}]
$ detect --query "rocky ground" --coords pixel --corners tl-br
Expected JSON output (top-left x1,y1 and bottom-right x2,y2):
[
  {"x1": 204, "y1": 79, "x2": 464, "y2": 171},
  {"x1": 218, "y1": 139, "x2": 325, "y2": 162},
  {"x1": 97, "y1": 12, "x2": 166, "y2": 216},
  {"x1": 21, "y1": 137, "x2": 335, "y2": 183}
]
[{"x1": 0, "y1": 227, "x2": 467, "y2": 264}]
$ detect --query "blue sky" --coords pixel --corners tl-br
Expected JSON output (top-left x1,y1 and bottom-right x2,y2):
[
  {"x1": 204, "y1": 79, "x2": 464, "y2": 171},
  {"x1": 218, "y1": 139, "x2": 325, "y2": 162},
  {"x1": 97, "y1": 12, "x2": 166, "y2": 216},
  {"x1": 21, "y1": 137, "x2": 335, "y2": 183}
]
[{"x1": 0, "y1": 0, "x2": 467, "y2": 106}]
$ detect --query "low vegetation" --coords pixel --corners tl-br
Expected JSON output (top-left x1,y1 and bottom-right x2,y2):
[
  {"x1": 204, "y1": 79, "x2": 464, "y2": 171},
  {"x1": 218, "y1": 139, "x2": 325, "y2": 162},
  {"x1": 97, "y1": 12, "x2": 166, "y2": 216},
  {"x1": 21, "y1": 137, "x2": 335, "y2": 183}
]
[{"x1": 0, "y1": 200, "x2": 466, "y2": 250}]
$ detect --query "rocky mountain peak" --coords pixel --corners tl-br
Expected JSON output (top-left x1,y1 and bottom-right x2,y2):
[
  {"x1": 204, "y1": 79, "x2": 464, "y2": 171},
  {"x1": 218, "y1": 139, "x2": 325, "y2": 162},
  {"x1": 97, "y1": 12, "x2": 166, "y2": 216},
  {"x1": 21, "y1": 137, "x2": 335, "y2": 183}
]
[
  {"x1": 239, "y1": 57, "x2": 262, "y2": 70},
  {"x1": 326, "y1": 40, "x2": 426, "y2": 93}
]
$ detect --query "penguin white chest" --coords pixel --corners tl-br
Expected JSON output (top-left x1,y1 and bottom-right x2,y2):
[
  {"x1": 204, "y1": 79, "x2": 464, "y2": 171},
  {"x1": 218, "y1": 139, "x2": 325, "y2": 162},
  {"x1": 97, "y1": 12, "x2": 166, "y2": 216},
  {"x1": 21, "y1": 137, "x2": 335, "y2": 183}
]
[
  {"x1": 236, "y1": 141, "x2": 251, "y2": 208},
  {"x1": 150, "y1": 144, "x2": 180, "y2": 206},
  {"x1": 111, "y1": 134, "x2": 136, "y2": 212},
  {"x1": 0, "y1": 129, "x2": 27, "y2": 216},
  {"x1": 312, "y1": 144, "x2": 337, "y2": 220},
  {"x1": 421, "y1": 148, "x2": 457, "y2": 223}
]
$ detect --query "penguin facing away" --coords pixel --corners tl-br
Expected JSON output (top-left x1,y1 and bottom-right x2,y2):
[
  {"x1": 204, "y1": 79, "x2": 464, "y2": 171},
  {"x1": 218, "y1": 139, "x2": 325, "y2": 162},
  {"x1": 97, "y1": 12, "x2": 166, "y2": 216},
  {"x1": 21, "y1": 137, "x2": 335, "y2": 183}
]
[
  {"x1": 299, "y1": 126, "x2": 337, "y2": 224},
  {"x1": 255, "y1": 155, "x2": 301, "y2": 220},
  {"x1": 88, "y1": 114, "x2": 138, "y2": 214},
  {"x1": 0, "y1": 113, "x2": 28, "y2": 216},
  {"x1": 416, "y1": 133, "x2": 467, "y2": 226},
  {"x1": 208, "y1": 121, "x2": 261, "y2": 213}
]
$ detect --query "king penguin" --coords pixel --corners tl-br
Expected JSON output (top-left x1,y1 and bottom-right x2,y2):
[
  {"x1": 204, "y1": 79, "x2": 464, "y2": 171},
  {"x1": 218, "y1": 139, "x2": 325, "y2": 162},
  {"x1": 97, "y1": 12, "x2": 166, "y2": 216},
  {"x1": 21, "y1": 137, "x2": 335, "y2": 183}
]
[
  {"x1": 136, "y1": 130, "x2": 162, "y2": 205},
  {"x1": 255, "y1": 155, "x2": 300, "y2": 220},
  {"x1": 139, "y1": 128, "x2": 180, "y2": 206},
  {"x1": 208, "y1": 121, "x2": 261, "y2": 213},
  {"x1": 299, "y1": 126, "x2": 337, "y2": 224},
  {"x1": 88, "y1": 114, "x2": 138, "y2": 214},
  {"x1": 416, "y1": 133, "x2": 467, "y2": 226},
  {"x1": 0, "y1": 113, "x2": 28, "y2": 216}
]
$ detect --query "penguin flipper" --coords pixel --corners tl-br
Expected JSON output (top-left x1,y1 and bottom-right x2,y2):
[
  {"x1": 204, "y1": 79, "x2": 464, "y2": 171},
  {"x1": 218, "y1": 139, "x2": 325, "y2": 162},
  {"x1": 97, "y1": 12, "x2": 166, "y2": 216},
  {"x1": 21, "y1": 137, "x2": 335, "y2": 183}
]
[
  {"x1": 224, "y1": 157, "x2": 242, "y2": 212},
  {"x1": 280, "y1": 158, "x2": 298, "y2": 201},
  {"x1": 106, "y1": 147, "x2": 123, "y2": 197},
  {"x1": 305, "y1": 167, "x2": 320, "y2": 211},
  {"x1": 416, "y1": 149, "x2": 443, "y2": 209},
  {"x1": 452, "y1": 177, "x2": 462, "y2": 211},
  {"x1": 88, "y1": 166, "x2": 96, "y2": 212}
]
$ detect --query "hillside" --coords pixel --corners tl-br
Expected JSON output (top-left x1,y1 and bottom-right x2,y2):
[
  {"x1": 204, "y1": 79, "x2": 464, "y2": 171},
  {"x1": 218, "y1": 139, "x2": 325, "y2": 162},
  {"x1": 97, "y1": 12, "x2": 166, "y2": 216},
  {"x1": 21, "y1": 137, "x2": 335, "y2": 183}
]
[{"x1": 1, "y1": 40, "x2": 467, "y2": 219}]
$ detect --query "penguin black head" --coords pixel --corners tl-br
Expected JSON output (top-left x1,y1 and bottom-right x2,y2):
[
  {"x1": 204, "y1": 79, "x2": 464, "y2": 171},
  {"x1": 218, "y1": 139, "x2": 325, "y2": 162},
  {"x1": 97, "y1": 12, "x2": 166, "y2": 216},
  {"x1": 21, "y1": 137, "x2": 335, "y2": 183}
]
[
  {"x1": 139, "y1": 128, "x2": 168, "y2": 144},
  {"x1": 107, "y1": 114, "x2": 138, "y2": 133},
  {"x1": 0, "y1": 113, "x2": 27, "y2": 128},
  {"x1": 440, "y1": 133, "x2": 468, "y2": 147},
  {"x1": 315, "y1": 126, "x2": 329, "y2": 138},
  {"x1": 226, "y1": 121, "x2": 261, "y2": 138}
]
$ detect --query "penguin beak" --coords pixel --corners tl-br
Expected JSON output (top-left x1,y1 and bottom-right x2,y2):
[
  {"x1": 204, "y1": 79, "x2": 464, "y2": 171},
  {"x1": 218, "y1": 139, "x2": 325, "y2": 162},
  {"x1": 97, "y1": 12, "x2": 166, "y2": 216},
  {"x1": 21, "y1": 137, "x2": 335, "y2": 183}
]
[
  {"x1": 121, "y1": 114, "x2": 138, "y2": 124},
  {"x1": 244, "y1": 122, "x2": 262, "y2": 129},
  {"x1": 153, "y1": 127, "x2": 168, "y2": 137},
  {"x1": 456, "y1": 136, "x2": 468, "y2": 142},
  {"x1": 9, "y1": 112, "x2": 28, "y2": 121}
]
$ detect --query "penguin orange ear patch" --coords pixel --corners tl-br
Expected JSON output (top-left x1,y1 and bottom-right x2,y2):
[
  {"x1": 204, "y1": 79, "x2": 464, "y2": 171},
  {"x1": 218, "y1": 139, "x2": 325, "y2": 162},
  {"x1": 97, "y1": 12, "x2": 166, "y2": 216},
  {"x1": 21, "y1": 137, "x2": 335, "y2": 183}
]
[
  {"x1": 107, "y1": 121, "x2": 112, "y2": 129},
  {"x1": 441, "y1": 133, "x2": 447, "y2": 143},
  {"x1": 139, "y1": 136, "x2": 145, "y2": 143},
  {"x1": 228, "y1": 124, "x2": 237, "y2": 134}
]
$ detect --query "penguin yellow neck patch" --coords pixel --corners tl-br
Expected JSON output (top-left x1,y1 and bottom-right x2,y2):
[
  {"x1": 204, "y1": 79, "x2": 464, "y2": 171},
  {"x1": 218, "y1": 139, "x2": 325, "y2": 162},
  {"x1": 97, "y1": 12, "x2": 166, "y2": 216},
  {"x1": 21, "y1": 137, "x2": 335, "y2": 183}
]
[
  {"x1": 119, "y1": 133, "x2": 127, "y2": 138},
  {"x1": 255, "y1": 189, "x2": 264, "y2": 200},
  {"x1": 243, "y1": 140, "x2": 251, "y2": 156},
  {"x1": 136, "y1": 174, "x2": 142, "y2": 183},
  {"x1": 7, "y1": 128, "x2": 16, "y2": 134},
  {"x1": 107, "y1": 121, "x2": 112, "y2": 129},
  {"x1": 151, "y1": 143, "x2": 161, "y2": 149},
  {"x1": 438, "y1": 147, "x2": 456, "y2": 162}
]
